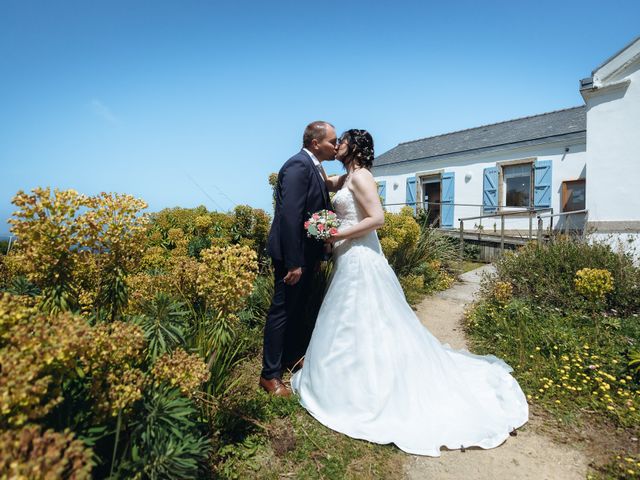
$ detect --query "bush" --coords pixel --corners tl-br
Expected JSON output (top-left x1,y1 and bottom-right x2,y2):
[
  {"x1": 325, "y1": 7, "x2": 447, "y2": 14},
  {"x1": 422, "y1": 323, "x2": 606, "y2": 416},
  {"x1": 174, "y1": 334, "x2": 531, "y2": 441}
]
[
  {"x1": 147, "y1": 204, "x2": 271, "y2": 263},
  {"x1": 466, "y1": 238, "x2": 640, "y2": 432},
  {"x1": 0, "y1": 425, "x2": 93, "y2": 479},
  {"x1": 117, "y1": 386, "x2": 212, "y2": 480},
  {"x1": 8, "y1": 188, "x2": 148, "y2": 317},
  {"x1": 378, "y1": 208, "x2": 460, "y2": 303},
  {"x1": 1, "y1": 187, "x2": 272, "y2": 478},
  {"x1": 494, "y1": 239, "x2": 640, "y2": 315}
]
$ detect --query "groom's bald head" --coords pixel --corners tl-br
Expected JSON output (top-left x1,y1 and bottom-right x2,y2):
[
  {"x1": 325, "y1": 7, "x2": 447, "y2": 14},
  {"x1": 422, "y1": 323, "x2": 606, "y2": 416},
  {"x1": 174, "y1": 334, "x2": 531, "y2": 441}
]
[{"x1": 303, "y1": 121, "x2": 334, "y2": 148}]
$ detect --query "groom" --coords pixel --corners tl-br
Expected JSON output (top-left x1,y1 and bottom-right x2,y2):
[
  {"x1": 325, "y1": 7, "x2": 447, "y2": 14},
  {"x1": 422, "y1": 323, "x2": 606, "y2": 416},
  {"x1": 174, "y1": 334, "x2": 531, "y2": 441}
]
[{"x1": 261, "y1": 121, "x2": 337, "y2": 396}]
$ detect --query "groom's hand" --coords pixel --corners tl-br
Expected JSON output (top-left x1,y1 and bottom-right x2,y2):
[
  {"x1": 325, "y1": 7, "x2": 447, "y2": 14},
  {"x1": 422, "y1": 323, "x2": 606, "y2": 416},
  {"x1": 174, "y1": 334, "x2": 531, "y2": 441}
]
[{"x1": 283, "y1": 267, "x2": 303, "y2": 285}]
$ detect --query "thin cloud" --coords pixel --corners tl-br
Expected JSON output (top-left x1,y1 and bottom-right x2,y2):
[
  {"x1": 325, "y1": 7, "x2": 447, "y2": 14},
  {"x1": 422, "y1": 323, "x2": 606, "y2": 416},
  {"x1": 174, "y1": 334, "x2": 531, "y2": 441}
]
[{"x1": 89, "y1": 98, "x2": 118, "y2": 124}]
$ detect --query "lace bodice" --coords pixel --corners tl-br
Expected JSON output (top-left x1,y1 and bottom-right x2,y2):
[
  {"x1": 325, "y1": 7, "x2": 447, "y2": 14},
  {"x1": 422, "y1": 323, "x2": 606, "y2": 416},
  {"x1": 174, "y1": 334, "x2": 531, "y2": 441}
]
[
  {"x1": 331, "y1": 187, "x2": 382, "y2": 258},
  {"x1": 332, "y1": 187, "x2": 361, "y2": 228}
]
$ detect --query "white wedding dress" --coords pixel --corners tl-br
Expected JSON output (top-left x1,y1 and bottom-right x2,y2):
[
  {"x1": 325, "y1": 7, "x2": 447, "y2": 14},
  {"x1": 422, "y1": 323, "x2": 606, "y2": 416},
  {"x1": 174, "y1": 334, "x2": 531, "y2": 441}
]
[{"x1": 291, "y1": 186, "x2": 528, "y2": 456}]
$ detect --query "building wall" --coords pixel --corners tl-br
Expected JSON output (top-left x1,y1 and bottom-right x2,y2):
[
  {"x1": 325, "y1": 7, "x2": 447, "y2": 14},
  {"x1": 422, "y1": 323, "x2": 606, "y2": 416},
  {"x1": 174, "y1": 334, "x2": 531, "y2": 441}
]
[
  {"x1": 373, "y1": 138, "x2": 586, "y2": 231},
  {"x1": 585, "y1": 58, "x2": 640, "y2": 228},
  {"x1": 589, "y1": 233, "x2": 640, "y2": 263}
]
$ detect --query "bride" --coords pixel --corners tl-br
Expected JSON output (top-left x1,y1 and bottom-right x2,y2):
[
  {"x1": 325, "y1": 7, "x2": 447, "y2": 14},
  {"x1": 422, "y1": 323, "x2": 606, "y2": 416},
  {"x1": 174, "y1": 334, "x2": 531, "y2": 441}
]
[{"x1": 290, "y1": 129, "x2": 528, "y2": 456}]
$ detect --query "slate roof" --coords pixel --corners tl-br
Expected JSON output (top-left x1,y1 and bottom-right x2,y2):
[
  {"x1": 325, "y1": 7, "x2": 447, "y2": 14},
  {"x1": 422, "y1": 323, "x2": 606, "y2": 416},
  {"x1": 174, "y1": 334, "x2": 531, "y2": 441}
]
[{"x1": 373, "y1": 106, "x2": 586, "y2": 168}]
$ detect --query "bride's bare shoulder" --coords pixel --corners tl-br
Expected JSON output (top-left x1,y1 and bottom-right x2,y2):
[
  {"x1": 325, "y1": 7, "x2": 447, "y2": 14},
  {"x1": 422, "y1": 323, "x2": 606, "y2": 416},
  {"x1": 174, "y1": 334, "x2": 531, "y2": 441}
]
[{"x1": 349, "y1": 169, "x2": 376, "y2": 189}]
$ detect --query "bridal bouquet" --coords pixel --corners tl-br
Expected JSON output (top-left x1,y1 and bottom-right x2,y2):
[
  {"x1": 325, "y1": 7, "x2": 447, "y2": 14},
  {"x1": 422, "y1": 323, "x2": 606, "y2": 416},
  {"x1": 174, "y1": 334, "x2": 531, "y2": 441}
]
[{"x1": 304, "y1": 210, "x2": 340, "y2": 240}]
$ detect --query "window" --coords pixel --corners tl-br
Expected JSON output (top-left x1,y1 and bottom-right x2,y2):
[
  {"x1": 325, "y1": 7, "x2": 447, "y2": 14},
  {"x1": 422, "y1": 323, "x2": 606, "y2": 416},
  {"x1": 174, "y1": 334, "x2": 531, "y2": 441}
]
[
  {"x1": 503, "y1": 163, "x2": 532, "y2": 207},
  {"x1": 562, "y1": 179, "x2": 585, "y2": 212}
]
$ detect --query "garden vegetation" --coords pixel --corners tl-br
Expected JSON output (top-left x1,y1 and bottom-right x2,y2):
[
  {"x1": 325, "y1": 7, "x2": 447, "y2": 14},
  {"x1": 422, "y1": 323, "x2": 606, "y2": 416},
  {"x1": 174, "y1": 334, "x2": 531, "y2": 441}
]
[
  {"x1": 0, "y1": 185, "x2": 460, "y2": 479},
  {"x1": 465, "y1": 239, "x2": 640, "y2": 478}
]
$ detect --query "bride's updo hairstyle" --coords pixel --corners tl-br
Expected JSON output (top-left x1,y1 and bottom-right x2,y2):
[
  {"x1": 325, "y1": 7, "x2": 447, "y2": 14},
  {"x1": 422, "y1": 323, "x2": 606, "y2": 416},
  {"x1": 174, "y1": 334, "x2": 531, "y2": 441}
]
[{"x1": 340, "y1": 129, "x2": 375, "y2": 170}]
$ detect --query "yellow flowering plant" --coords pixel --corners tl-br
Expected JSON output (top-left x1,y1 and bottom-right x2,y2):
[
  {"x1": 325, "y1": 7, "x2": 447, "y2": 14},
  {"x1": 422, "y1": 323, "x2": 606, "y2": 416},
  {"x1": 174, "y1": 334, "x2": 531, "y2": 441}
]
[
  {"x1": 0, "y1": 294, "x2": 93, "y2": 427},
  {"x1": 378, "y1": 207, "x2": 421, "y2": 259},
  {"x1": 493, "y1": 281, "x2": 513, "y2": 305},
  {"x1": 8, "y1": 188, "x2": 148, "y2": 318},
  {"x1": 80, "y1": 320, "x2": 147, "y2": 417},
  {"x1": 0, "y1": 425, "x2": 94, "y2": 479},
  {"x1": 574, "y1": 267, "x2": 614, "y2": 305},
  {"x1": 197, "y1": 244, "x2": 258, "y2": 316},
  {"x1": 9, "y1": 188, "x2": 89, "y2": 313},
  {"x1": 151, "y1": 348, "x2": 210, "y2": 397}
]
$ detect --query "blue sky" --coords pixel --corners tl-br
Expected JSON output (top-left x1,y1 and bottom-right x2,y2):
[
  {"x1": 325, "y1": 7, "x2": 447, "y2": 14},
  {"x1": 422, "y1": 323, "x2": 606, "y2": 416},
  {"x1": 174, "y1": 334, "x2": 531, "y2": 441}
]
[{"x1": 1, "y1": 0, "x2": 639, "y2": 236}]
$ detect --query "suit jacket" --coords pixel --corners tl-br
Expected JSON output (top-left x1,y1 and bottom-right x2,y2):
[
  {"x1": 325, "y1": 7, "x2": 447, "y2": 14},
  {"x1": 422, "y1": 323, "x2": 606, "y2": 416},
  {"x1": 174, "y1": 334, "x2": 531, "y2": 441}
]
[{"x1": 267, "y1": 149, "x2": 331, "y2": 269}]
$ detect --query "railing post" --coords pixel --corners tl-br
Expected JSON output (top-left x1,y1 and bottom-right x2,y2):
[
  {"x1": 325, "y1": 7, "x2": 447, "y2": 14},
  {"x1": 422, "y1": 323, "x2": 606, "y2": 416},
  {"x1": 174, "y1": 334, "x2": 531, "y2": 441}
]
[
  {"x1": 528, "y1": 211, "x2": 533, "y2": 240},
  {"x1": 537, "y1": 217, "x2": 543, "y2": 245},
  {"x1": 500, "y1": 214, "x2": 505, "y2": 253},
  {"x1": 582, "y1": 210, "x2": 589, "y2": 241},
  {"x1": 459, "y1": 220, "x2": 464, "y2": 258}
]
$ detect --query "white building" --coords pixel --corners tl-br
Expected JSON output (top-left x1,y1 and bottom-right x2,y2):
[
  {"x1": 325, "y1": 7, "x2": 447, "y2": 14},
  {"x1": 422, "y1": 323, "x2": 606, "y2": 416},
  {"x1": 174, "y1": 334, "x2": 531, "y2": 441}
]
[
  {"x1": 580, "y1": 37, "x2": 640, "y2": 251},
  {"x1": 373, "y1": 36, "x2": 639, "y2": 247}
]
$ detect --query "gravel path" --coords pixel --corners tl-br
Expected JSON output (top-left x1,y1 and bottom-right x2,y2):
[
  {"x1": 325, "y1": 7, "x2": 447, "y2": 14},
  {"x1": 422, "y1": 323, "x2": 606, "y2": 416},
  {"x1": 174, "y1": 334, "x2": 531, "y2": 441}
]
[{"x1": 404, "y1": 265, "x2": 589, "y2": 480}]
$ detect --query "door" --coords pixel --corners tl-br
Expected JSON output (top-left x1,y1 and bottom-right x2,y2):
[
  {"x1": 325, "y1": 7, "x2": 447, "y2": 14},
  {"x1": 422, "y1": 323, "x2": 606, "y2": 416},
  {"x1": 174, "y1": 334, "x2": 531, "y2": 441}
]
[{"x1": 422, "y1": 177, "x2": 441, "y2": 227}]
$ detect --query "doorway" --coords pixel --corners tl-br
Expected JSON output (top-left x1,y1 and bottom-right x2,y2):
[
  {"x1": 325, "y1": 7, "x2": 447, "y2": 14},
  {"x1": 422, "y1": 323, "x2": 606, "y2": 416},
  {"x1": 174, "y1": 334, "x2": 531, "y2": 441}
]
[{"x1": 422, "y1": 176, "x2": 441, "y2": 227}]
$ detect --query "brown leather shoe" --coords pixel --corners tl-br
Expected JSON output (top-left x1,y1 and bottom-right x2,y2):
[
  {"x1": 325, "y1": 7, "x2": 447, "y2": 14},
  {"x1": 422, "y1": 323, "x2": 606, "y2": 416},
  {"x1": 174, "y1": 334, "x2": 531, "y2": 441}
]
[
  {"x1": 284, "y1": 357, "x2": 304, "y2": 373},
  {"x1": 259, "y1": 377, "x2": 291, "y2": 397}
]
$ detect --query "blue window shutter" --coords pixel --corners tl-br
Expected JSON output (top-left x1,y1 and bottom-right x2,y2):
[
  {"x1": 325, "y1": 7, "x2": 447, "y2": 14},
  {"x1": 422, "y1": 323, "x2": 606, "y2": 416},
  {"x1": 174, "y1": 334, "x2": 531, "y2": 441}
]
[
  {"x1": 534, "y1": 160, "x2": 552, "y2": 209},
  {"x1": 483, "y1": 167, "x2": 499, "y2": 213},
  {"x1": 405, "y1": 177, "x2": 416, "y2": 212},
  {"x1": 441, "y1": 172, "x2": 455, "y2": 227},
  {"x1": 377, "y1": 181, "x2": 386, "y2": 205}
]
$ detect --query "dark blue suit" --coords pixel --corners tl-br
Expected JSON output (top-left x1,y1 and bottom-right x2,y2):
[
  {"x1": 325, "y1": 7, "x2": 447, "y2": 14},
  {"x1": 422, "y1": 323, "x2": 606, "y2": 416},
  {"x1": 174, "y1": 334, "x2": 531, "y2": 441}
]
[{"x1": 263, "y1": 150, "x2": 330, "y2": 379}]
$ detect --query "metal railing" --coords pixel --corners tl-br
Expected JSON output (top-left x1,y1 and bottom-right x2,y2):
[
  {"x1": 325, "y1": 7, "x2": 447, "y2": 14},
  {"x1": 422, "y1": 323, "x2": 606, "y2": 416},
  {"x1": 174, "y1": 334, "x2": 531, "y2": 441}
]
[
  {"x1": 457, "y1": 208, "x2": 554, "y2": 257},
  {"x1": 536, "y1": 209, "x2": 589, "y2": 244},
  {"x1": 378, "y1": 201, "x2": 590, "y2": 258}
]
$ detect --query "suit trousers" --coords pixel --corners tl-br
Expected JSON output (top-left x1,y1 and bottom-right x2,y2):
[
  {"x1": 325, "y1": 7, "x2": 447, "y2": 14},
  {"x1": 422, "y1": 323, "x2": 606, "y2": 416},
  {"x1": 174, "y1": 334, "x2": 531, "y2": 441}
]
[{"x1": 261, "y1": 260, "x2": 315, "y2": 379}]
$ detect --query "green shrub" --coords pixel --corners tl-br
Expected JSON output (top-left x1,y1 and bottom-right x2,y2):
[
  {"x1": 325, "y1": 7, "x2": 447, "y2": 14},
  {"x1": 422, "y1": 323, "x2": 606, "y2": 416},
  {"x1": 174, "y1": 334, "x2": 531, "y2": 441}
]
[
  {"x1": 378, "y1": 209, "x2": 460, "y2": 303},
  {"x1": 467, "y1": 239, "x2": 640, "y2": 430},
  {"x1": 467, "y1": 299, "x2": 640, "y2": 427},
  {"x1": 134, "y1": 293, "x2": 188, "y2": 361},
  {"x1": 494, "y1": 239, "x2": 640, "y2": 315},
  {"x1": 116, "y1": 386, "x2": 212, "y2": 480}
]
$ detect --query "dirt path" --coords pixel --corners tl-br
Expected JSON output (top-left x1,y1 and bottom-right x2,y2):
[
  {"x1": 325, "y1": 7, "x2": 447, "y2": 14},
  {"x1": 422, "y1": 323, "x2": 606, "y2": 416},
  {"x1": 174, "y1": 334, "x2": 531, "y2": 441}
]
[{"x1": 403, "y1": 265, "x2": 590, "y2": 480}]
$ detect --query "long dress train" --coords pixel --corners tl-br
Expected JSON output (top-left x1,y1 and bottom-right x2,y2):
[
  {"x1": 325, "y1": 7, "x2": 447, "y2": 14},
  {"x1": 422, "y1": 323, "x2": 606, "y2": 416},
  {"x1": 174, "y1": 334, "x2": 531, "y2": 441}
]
[{"x1": 291, "y1": 186, "x2": 528, "y2": 456}]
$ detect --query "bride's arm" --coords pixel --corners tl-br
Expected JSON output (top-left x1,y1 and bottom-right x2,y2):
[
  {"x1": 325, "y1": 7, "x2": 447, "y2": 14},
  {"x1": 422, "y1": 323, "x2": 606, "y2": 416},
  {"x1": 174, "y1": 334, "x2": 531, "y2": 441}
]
[
  {"x1": 323, "y1": 171, "x2": 346, "y2": 193},
  {"x1": 328, "y1": 170, "x2": 384, "y2": 242}
]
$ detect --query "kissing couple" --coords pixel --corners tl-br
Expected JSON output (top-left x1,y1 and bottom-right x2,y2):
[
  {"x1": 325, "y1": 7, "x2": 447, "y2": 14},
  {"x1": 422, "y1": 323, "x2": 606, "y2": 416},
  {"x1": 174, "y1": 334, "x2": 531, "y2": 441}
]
[{"x1": 260, "y1": 121, "x2": 528, "y2": 456}]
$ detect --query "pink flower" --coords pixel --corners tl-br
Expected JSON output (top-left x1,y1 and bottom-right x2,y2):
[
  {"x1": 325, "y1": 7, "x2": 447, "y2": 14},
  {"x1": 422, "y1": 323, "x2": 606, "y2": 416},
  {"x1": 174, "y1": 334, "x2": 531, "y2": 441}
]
[
  {"x1": 312, "y1": 213, "x2": 320, "y2": 220},
  {"x1": 317, "y1": 223, "x2": 325, "y2": 232},
  {"x1": 304, "y1": 221, "x2": 310, "y2": 229},
  {"x1": 329, "y1": 227, "x2": 338, "y2": 235}
]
